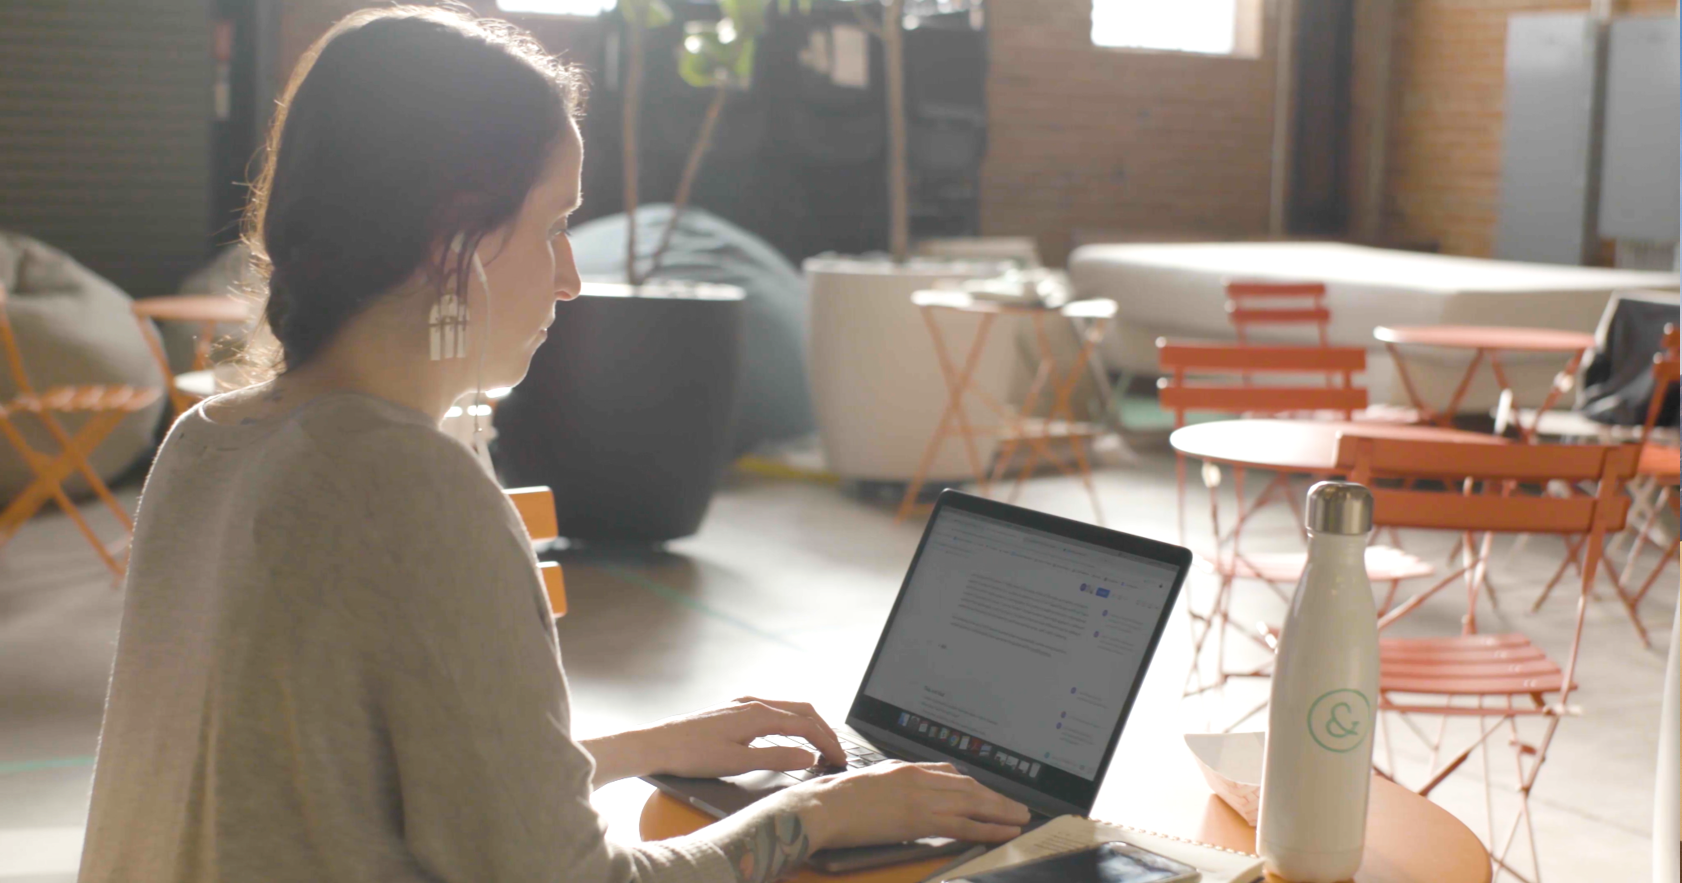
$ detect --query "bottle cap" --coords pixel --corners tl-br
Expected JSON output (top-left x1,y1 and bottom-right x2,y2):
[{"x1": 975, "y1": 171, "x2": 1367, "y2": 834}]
[{"x1": 1305, "y1": 481, "x2": 1373, "y2": 535}]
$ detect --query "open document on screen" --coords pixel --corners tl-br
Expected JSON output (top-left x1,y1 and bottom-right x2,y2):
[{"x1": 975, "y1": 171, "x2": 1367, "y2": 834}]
[{"x1": 863, "y1": 509, "x2": 1178, "y2": 780}]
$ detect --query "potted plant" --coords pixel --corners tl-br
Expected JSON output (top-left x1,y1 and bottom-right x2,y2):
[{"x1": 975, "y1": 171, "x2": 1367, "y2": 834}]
[
  {"x1": 493, "y1": 0, "x2": 780, "y2": 544},
  {"x1": 802, "y1": 0, "x2": 1014, "y2": 486}
]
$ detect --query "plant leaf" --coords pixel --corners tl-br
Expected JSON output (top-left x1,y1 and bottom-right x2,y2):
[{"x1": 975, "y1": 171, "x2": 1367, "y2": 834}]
[
  {"x1": 677, "y1": 40, "x2": 720, "y2": 87},
  {"x1": 720, "y1": 0, "x2": 767, "y2": 40},
  {"x1": 731, "y1": 37, "x2": 756, "y2": 86},
  {"x1": 621, "y1": 0, "x2": 671, "y2": 28}
]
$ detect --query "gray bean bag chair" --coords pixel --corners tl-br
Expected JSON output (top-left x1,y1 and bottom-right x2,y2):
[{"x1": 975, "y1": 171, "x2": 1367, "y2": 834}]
[
  {"x1": 0, "y1": 232, "x2": 165, "y2": 500},
  {"x1": 567, "y1": 204, "x2": 813, "y2": 454}
]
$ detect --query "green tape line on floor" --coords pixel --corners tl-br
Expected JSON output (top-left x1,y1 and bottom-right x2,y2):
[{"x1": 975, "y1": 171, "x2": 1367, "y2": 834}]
[
  {"x1": 0, "y1": 755, "x2": 96, "y2": 775},
  {"x1": 601, "y1": 565, "x2": 804, "y2": 652}
]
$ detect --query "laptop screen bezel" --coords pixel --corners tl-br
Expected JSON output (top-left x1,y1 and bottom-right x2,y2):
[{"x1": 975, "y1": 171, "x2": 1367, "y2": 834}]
[{"x1": 843, "y1": 490, "x2": 1192, "y2": 818}]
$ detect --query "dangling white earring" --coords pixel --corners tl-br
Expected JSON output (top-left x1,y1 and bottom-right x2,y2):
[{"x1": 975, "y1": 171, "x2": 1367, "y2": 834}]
[
  {"x1": 428, "y1": 293, "x2": 470, "y2": 360},
  {"x1": 430, "y1": 235, "x2": 471, "y2": 361}
]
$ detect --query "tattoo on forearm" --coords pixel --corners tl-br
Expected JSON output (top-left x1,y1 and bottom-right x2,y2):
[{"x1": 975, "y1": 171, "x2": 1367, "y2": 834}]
[{"x1": 722, "y1": 811, "x2": 810, "y2": 883}]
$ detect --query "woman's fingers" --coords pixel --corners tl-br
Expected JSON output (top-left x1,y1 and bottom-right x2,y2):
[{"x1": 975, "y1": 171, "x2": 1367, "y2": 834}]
[
  {"x1": 736, "y1": 697, "x2": 847, "y2": 765},
  {"x1": 739, "y1": 700, "x2": 847, "y2": 766},
  {"x1": 928, "y1": 788, "x2": 1033, "y2": 826}
]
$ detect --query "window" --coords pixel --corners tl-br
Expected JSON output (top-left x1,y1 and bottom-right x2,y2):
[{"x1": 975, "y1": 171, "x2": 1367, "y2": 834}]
[
  {"x1": 495, "y1": 0, "x2": 614, "y2": 16},
  {"x1": 1090, "y1": 0, "x2": 1261, "y2": 57}
]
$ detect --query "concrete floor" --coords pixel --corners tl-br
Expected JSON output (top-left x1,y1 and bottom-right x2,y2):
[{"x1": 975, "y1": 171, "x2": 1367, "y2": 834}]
[{"x1": 1, "y1": 442, "x2": 1674, "y2": 882}]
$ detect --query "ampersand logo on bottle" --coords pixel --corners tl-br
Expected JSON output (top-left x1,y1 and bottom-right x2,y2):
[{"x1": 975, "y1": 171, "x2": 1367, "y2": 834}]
[{"x1": 1306, "y1": 689, "x2": 1372, "y2": 753}]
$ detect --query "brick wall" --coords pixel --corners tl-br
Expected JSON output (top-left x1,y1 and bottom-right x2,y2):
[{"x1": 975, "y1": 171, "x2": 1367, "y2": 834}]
[
  {"x1": 1385, "y1": 0, "x2": 1677, "y2": 258},
  {"x1": 978, "y1": 0, "x2": 1280, "y2": 266},
  {"x1": 275, "y1": 1, "x2": 1676, "y2": 266}
]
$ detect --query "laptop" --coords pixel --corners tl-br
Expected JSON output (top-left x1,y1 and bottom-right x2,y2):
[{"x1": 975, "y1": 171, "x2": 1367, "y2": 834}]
[{"x1": 646, "y1": 490, "x2": 1192, "y2": 872}]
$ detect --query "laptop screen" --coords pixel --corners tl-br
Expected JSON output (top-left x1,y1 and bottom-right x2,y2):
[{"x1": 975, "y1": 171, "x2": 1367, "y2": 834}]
[{"x1": 850, "y1": 496, "x2": 1186, "y2": 813}]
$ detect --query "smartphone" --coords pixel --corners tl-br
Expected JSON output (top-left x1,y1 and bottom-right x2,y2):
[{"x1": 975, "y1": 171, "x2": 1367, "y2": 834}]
[{"x1": 952, "y1": 842, "x2": 1201, "y2": 883}]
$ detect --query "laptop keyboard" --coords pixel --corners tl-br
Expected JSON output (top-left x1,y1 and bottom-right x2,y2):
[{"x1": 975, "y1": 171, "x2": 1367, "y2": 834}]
[{"x1": 751, "y1": 732, "x2": 888, "y2": 783}]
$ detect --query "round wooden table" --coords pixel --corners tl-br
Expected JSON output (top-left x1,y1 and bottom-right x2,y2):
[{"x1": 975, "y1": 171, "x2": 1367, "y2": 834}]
[
  {"x1": 1169, "y1": 419, "x2": 1507, "y2": 474},
  {"x1": 639, "y1": 753, "x2": 1490, "y2": 883},
  {"x1": 634, "y1": 634, "x2": 1491, "y2": 883},
  {"x1": 1374, "y1": 325, "x2": 1596, "y2": 442},
  {"x1": 639, "y1": 776, "x2": 1489, "y2": 883}
]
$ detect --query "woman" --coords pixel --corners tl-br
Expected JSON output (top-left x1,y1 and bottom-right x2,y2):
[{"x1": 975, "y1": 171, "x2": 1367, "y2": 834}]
[{"x1": 77, "y1": 7, "x2": 1027, "y2": 883}]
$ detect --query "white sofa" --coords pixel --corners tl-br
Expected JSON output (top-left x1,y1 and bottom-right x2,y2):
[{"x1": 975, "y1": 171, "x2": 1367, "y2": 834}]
[{"x1": 1070, "y1": 241, "x2": 1680, "y2": 413}]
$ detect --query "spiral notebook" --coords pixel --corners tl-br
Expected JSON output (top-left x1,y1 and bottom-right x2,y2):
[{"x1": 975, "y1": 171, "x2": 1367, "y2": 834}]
[{"x1": 936, "y1": 815, "x2": 1266, "y2": 883}]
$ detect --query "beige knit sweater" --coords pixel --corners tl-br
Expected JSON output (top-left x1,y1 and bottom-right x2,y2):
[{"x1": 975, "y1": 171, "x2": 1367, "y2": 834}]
[{"x1": 79, "y1": 392, "x2": 736, "y2": 883}]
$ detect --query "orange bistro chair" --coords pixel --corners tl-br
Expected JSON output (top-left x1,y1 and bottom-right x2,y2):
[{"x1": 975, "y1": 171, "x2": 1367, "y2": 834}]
[
  {"x1": 1531, "y1": 325, "x2": 1679, "y2": 647},
  {"x1": 131, "y1": 294, "x2": 254, "y2": 417},
  {"x1": 1156, "y1": 341, "x2": 1434, "y2": 695},
  {"x1": 1224, "y1": 279, "x2": 1419, "y2": 426},
  {"x1": 1611, "y1": 325, "x2": 1679, "y2": 630},
  {"x1": 1157, "y1": 340, "x2": 1367, "y2": 544},
  {"x1": 1224, "y1": 279, "x2": 1331, "y2": 346},
  {"x1": 0, "y1": 281, "x2": 161, "y2": 577},
  {"x1": 506, "y1": 486, "x2": 567, "y2": 618},
  {"x1": 1341, "y1": 435, "x2": 1638, "y2": 883}
]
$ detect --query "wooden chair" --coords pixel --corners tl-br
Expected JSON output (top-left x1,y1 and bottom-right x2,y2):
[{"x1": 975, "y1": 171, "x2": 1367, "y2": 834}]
[
  {"x1": 506, "y1": 486, "x2": 567, "y2": 618},
  {"x1": 1340, "y1": 436, "x2": 1638, "y2": 883},
  {"x1": 0, "y1": 281, "x2": 161, "y2": 577},
  {"x1": 1224, "y1": 279, "x2": 1330, "y2": 346},
  {"x1": 1158, "y1": 341, "x2": 1433, "y2": 696}
]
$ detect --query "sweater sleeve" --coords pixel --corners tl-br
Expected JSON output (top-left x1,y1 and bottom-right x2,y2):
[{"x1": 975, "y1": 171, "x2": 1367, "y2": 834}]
[{"x1": 319, "y1": 424, "x2": 741, "y2": 883}]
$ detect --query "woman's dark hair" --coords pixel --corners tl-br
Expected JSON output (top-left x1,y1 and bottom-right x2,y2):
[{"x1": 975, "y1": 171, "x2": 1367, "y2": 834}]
[{"x1": 244, "y1": 5, "x2": 584, "y2": 372}]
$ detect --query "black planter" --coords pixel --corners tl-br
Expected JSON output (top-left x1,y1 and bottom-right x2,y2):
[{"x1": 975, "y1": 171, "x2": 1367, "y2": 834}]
[{"x1": 492, "y1": 282, "x2": 745, "y2": 543}]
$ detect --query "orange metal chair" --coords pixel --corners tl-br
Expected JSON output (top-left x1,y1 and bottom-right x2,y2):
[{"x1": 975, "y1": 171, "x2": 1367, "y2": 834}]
[
  {"x1": 0, "y1": 281, "x2": 162, "y2": 577},
  {"x1": 1340, "y1": 435, "x2": 1638, "y2": 883},
  {"x1": 897, "y1": 292, "x2": 1115, "y2": 524},
  {"x1": 131, "y1": 294, "x2": 254, "y2": 417},
  {"x1": 1158, "y1": 339, "x2": 1367, "y2": 543},
  {"x1": 1224, "y1": 279, "x2": 1330, "y2": 346},
  {"x1": 1611, "y1": 325, "x2": 1679, "y2": 621},
  {"x1": 506, "y1": 485, "x2": 566, "y2": 618},
  {"x1": 1157, "y1": 341, "x2": 1434, "y2": 696},
  {"x1": 1530, "y1": 325, "x2": 1679, "y2": 647},
  {"x1": 1224, "y1": 279, "x2": 1420, "y2": 424}
]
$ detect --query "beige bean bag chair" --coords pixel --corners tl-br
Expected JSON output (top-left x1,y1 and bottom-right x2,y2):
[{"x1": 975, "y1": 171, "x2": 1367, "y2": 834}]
[{"x1": 0, "y1": 231, "x2": 165, "y2": 500}]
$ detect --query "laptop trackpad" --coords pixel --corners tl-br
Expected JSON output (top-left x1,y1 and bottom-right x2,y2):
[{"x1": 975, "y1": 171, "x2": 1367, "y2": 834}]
[{"x1": 722, "y1": 769, "x2": 796, "y2": 796}]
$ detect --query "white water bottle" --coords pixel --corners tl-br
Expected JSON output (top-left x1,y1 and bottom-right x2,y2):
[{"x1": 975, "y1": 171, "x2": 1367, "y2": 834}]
[{"x1": 1257, "y1": 481, "x2": 1380, "y2": 883}]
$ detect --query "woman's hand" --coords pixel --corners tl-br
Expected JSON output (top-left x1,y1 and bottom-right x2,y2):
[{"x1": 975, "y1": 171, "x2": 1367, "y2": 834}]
[
  {"x1": 777, "y1": 760, "x2": 1031, "y2": 850},
  {"x1": 584, "y1": 697, "x2": 847, "y2": 786}
]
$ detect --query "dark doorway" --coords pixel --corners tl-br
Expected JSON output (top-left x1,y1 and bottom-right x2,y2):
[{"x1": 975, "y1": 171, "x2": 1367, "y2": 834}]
[{"x1": 1287, "y1": 0, "x2": 1353, "y2": 236}]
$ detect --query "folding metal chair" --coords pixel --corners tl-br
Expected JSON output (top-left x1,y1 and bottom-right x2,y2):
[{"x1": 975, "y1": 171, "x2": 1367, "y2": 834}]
[
  {"x1": 1531, "y1": 325, "x2": 1679, "y2": 647},
  {"x1": 506, "y1": 485, "x2": 566, "y2": 619},
  {"x1": 1341, "y1": 435, "x2": 1639, "y2": 883},
  {"x1": 0, "y1": 281, "x2": 161, "y2": 577},
  {"x1": 1223, "y1": 279, "x2": 1331, "y2": 347},
  {"x1": 1157, "y1": 341, "x2": 1436, "y2": 696},
  {"x1": 1614, "y1": 325, "x2": 1679, "y2": 596}
]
